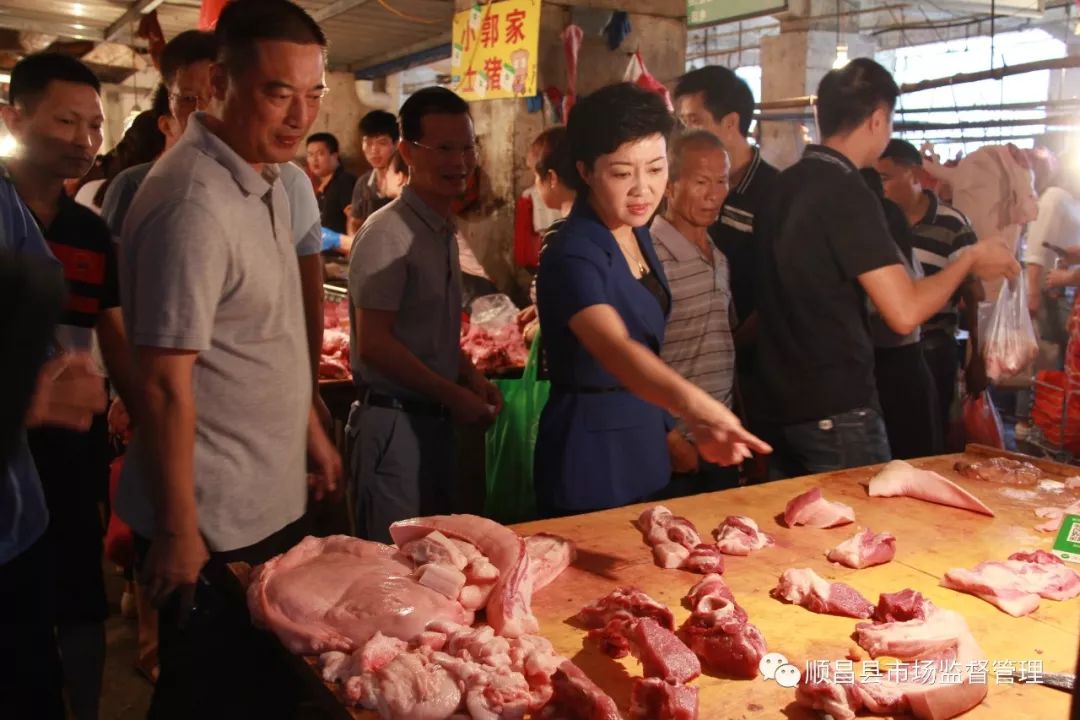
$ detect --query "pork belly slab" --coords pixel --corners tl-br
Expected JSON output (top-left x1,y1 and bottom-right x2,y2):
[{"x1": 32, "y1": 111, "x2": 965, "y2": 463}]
[
  {"x1": 784, "y1": 487, "x2": 856, "y2": 528},
  {"x1": 941, "y1": 550, "x2": 1080, "y2": 616}
]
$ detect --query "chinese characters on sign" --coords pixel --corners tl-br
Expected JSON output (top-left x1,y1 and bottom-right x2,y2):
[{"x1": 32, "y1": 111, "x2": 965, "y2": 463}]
[{"x1": 451, "y1": 0, "x2": 540, "y2": 101}]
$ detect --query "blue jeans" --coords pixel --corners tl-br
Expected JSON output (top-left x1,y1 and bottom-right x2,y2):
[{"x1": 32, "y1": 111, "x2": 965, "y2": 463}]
[{"x1": 768, "y1": 407, "x2": 891, "y2": 480}]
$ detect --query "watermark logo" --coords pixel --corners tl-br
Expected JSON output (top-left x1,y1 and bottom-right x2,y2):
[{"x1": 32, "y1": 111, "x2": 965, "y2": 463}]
[{"x1": 759, "y1": 652, "x2": 802, "y2": 689}]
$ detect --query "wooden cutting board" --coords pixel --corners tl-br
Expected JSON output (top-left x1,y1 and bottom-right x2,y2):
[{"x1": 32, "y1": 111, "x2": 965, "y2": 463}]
[{"x1": 291, "y1": 447, "x2": 1080, "y2": 719}]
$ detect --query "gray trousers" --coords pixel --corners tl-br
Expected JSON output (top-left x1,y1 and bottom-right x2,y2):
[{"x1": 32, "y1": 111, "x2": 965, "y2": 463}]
[{"x1": 346, "y1": 402, "x2": 456, "y2": 543}]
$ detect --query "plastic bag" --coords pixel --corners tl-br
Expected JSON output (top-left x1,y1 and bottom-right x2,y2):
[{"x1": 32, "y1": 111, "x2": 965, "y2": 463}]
[
  {"x1": 469, "y1": 294, "x2": 519, "y2": 331},
  {"x1": 484, "y1": 333, "x2": 550, "y2": 523},
  {"x1": 963, "y1": 390, "x2": 1005, "y2": 449},
  {"x1": 982, "y1": 273, "x2": 1039, "y2": 382}
]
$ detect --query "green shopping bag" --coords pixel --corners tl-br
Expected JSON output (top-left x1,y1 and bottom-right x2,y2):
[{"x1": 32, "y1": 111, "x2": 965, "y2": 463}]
[{"x1": 484, "y1": 332, "x2": 550, "y2": 523}]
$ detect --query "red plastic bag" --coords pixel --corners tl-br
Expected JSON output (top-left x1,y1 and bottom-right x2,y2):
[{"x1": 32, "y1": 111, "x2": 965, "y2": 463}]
[
  {"x1": 104, "y1": 455, "x2": 133, "y2": 568},
  {"x1": 623, "y1": 51, "x2": 673, "y2": 111},
  {"x1": 963, "y1": 390, "x2": 1005, "y2": 449}
]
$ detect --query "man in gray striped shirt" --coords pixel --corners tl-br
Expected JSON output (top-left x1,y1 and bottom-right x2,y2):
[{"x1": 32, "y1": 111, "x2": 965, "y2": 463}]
[{"x1": 651, "y1": 130, "x2": 739, "y2": 492}]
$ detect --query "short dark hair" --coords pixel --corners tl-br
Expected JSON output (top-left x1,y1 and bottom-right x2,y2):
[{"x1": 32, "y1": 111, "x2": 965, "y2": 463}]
[
  {"x1": 307, "y1": 132, "x2": 339, "y2": 155},
  {"x1": 159, "y1": 30, "x2": 217, "y2": 88},
  {"x1": 9, "y1": 52, "x2": 100, "y2": 110},
  {"x1": 881, "y1": 138, "x2": 922, "y2": 166},
  {"x1": 398, "y1": 87, "x2": 470, "y2": 143},
  {"x1": 673, "y1": 66, "x2": 755, "y2": 137},
  {"x1": 360, "y1": 110, "x2": 399, "y2": 143},
  {"x1": 150, "y1": 84, "x2": 171, "y2": 120},
  {"x1": 530, "y1": 126, "x2": 566, "y2": 175},
  {"x1": 215, "y1": 0, "x2": 327, "y2": 78},
  {"x1": 565, "y1": 82, "x2": 675, "y2": 194},
  {"x1": 669, "y1": 129, "x2": 725, "y2": 181},
  {"x1": 816, "y1": 58, "x2": 899, "y2": 139}
]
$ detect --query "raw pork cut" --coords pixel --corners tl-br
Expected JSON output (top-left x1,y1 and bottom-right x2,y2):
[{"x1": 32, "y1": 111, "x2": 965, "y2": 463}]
[
  {"x1": 941, "y1": 551, "x2": 1080, "y2": 616},
  {"x1": 247, "y1": 535, "x2": 471, "y2": 654},
  {"x1": 871, "y1": 589, "x2": 931, "y2": 623},
  {"x1": 636, "y1": 506, "x2": 722, "y2": 574},
  {"x1": 629, "y1": 677, "x2": 698, "y2": 720},
  {"x1": 1033, "y1": 499, "x2": 1080, "y2": 533},
  {"x1": 827, "y1": 529, "x2": 896, "y2": 569},
  {"x1": 577, "y1": 587, "x2": 675, "y2": 660},
  {"x1": 682, "y1": 543, "x2": 724, "y2": 574},
  {"x1": 712, "y1": 516, "x2": 774, "y2": 555},
  {"x1": 795, "y1": 594, "x2": 988, "y2": 720},
  {"x1": 525, "y1": 533, "x2": 577, "y2": 591},
  {"x1": 538, "y1": 660, "x2": 622, "y2": 720},
  {"x1": 324, "y1": 621, "x2": 581, "y2": 719},
  {"x1": 953, "y1": 457, "x2": 1041, "y2": 485},
  {"x1": 868, "y1": 460, "x2": 994, "y2": 517},
  {"x1": 390, "y1": 514, "x2": 541, "y2": 638},
  {"x1": 783, "y1": 488, "x2": 855, "y2": 528},
  {"x1": 770, "y1": 568, "x2": 874, "y2": 619},
  {"x1": 320, "y1": 328, "x2": 351, "y2": 380},
  {"x1": 460, "y1": 322, "x2": 528, "y2": 373},
  {"x1": 577, "y1": 587, "x2": 675, "y2": 631},
  {"x1": 628, "y1": 617, "x2": 701, "y2": 684},
  {"x1": 677, "y1": 574, "x2": 766, "y2": 679}
]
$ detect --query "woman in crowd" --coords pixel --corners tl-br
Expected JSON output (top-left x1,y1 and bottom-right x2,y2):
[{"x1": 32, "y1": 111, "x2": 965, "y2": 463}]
[{"x1": 534, "y1": 83, "x2": 769, "y2": 518}]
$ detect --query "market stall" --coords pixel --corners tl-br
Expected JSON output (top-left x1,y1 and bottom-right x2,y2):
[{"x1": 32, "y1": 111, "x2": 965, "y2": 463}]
[{"x1": 237, "y1": 444, "x2": 1080, "y2": 719}]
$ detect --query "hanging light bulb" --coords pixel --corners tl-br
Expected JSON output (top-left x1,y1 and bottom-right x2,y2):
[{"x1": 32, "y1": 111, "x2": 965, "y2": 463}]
[{"x1": 833, "y1": 43, "x2": 849, "y2": 70}]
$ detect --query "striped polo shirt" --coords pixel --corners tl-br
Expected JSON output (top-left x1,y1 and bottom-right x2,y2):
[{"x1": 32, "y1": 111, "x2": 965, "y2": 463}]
[
  {"x1": 910, "y1": 190, "x2": 977, "y2": 333},
  {"x1": 35, "y1": 190, "x2": 119, "y2": 349},
  {"x1": 651, "y1": 216, "x2": 735, "y2": 412}
]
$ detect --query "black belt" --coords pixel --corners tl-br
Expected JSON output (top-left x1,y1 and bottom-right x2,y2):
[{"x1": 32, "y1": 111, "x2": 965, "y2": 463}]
[
  {"x1": 358, "y1": 388, "x2": 450, "y2": 418},
  {"x1": 550, "y1": 384, "x2": 627, "y2": 394}
]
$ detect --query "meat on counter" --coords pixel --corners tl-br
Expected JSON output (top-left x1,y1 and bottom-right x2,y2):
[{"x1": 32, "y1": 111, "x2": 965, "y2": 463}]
[
  {"x1": 784, "y1": 487, "x2": 856, "y2": 529},
  {"x1": 868, "y1": 460, "x2": 994, "y2": 517},
  {"x1": 771, "y1": 568, "x2": 875, "y2": 619},
  {"x1": 827, "y1": 529, "x2": 897, "y2": 570},
  {"x1": 941, "y1": 549, "x2": 1080, "y2": 616}
]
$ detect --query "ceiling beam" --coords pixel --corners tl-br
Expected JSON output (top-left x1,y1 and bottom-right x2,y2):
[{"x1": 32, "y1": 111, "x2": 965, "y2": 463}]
[
  {"x1": 0, "y1": 13, "x2": 104, "y2": 42},
  {"x1": 312, "y1": 0, "x2": 375, "y2": 22},
  {"x1": 349, "y1": 31, "x2": 451, "y2": 74},
  {"x1": 105, "y1": 0, "x2": 167, "y2": 42}
]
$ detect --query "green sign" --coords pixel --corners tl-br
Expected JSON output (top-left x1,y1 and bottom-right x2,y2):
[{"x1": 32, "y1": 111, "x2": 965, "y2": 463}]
[
  {"x1": 1052, "y1": 513, "x2": 1080, "y2": 563},
  {"x1": 687, "y1": 0, "x2": 786, "y2": 28}
]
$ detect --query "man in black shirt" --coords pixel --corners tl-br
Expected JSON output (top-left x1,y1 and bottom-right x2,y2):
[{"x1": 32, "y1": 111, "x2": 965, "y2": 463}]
[
  {"x1": 307, "y1": 131, "x2": 356, "y2": 234},
  {"x1": 674, "y1": 66, "x2": 778, "y2": 401},
  {"x1": 754, "y1": 58, "x2": 1018, "y2": 479}
]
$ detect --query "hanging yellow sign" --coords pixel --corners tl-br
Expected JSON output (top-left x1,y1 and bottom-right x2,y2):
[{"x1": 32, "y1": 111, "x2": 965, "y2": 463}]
[{"x1": 451, "y1": 0, "x2": 540, "y2": 101}]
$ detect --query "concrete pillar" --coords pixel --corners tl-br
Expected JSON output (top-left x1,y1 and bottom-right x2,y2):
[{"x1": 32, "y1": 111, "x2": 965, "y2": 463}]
[
  {"x1": 759, "y1": 29, "x2": 876, "y2": 169},
  {"x1": 454, "y1": 0, "x2": 686, "y2": 296}
]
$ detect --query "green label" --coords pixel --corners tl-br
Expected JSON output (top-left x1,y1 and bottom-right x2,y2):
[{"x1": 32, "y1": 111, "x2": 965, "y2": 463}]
[
  {"x1": 687, "y1": 0, "x2": 786, "y2": 28},
  {"x1": 1052, "y1": 514, "x2": 1080, "y2": 563}
]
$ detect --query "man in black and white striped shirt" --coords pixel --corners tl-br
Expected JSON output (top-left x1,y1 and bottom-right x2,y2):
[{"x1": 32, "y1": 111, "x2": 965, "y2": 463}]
[
  {"x1": 877, "y1": 138, "x2": 987, "y2": 433},
  {"x1": 651, "y1": 130, "x2": 739, "y2": 492}
]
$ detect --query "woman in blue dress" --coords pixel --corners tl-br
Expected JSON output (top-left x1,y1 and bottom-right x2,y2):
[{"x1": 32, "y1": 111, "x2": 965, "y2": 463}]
[{"x1": 534, "y1": 83, "x2": 770, "y2": 517}]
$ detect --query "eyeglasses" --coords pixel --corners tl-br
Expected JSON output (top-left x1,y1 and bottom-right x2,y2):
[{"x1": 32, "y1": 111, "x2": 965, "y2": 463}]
[
  {"x1": 169, "y1": 93, "x2": 209, "y2": 109},
  {"x1": 409, "y1": 140, "x2": 479, "y2": 160}
]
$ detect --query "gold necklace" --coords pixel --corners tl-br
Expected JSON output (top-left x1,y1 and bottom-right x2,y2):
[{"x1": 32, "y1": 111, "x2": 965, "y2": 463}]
[{"x1": 615, "y1": 236, "x2": 648, "y2": 276}]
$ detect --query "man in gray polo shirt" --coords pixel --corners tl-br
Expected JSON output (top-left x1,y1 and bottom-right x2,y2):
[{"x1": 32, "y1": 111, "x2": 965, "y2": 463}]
[
  {"x1": 348, "y1": 87, "x2": 502, "y2": 542},
  {"x1": 115, "y1": 2, "x2": 340, "y2": 716},
  {"x1": 651, "y1": 130, "x2": 739, "y2": 495}
]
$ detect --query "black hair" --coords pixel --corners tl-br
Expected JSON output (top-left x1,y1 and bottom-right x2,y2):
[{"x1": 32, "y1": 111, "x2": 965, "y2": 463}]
[
  {"x1": 388, "y1": 151, "x2": 407, "y2": 175},
  {"x1": 565, "y1": 82, "x2": 675, "y2": 194},
  {"x1": 96, "y1": 109, "x2": 166, "y2": 206},
  {"x1": 360, "y1": 110, "x2": 399, "y2": 143},
  {"x1": 669, "y1": 129, "x2": 725, "y2": 181},
  {"x1": 307, "y1": 132, "x2": 339, "y2": 155},
  {"x1": 673, "y1": 66, "x2": 755, "y2": 137},
  {"x1": 816, "y1": 58, "x2": 899, "y2": 139},
  {"x1": 215, "y1": 0, "x2": 327, "y2": 78},
  {"x1": 880, "y1": 138, "x2": 923, "y2": 166},
  {"x1": 150, "y1": 84, "x2": 171, "y2": 120},
  {"x1": 398, "y1": 87, "x2": 470, "y2": 143},
  {"x1": 159, "y1": 30, "x2": 217, "y2": 88},
  {"x1": 9, "y1": 52, "x2": 100, "y2": 110},
  {"x1": 860, "y1": 167, "x2": 913, "y2": 260}
]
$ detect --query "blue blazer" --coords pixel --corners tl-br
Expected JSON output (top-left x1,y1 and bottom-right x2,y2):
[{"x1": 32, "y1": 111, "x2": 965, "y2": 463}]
[{"x1": 534, "y1": 199, "x2": 673, "y2": 514}]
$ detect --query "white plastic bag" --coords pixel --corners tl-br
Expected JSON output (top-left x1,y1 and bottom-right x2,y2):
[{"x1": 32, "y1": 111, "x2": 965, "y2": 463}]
[
  {"x1": 469, "y1": 294, "x2": 519, "y2": 332},
  {"x1": 982, "y1": 273, "x2": 1039, "y2": 381}
]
